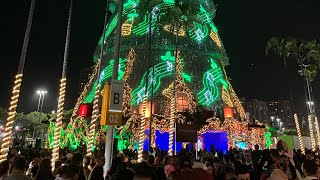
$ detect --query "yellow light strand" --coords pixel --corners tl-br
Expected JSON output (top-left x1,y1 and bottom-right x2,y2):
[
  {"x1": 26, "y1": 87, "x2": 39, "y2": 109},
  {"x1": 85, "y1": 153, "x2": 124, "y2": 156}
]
[
  {"x1": 122, "y1": 49, "x2": 136, "y2": 116},
  {"x1": 52, "y1": 78, "x2": 67, "y2": 170},
  {"x1": 308, "y1": 114, "x2": 316, "y2": 151},
  {"x1": 87, "y1": 83, "x2": 101, "y2": 156},
  {"x1": 174, "y1": 51, "x2": 196, "y2": 112},
  {"x1": 314, "y1": 116, "x2": 320, "y2": 148},
  {"x1": 164, "y1": 24, "x2": 186, "y2": 36},
  {"x1": 121, "y1": 19, "x2": 134, "y2": 36},
  {"x1": 222, "y1": 87, "x2": 234, "y2": 107},
  {"x1": 0, "y1": 74, "x2": 23, "y2": 162},
  {"x1": 210, "y1": 31, "x2": 222, "y2": 48},
  {"x1": 168, "y1": 94, "x2": 176, "y2": 156},
  {"x1": 138, "y1": 95, "x2": 147, "y2": 162},
  {"x1": 294, "y1": 114, "x2": 305, "y2": 154},
  {"x1": 70, "y1": 63, "x2": 99, "y2": 124}
]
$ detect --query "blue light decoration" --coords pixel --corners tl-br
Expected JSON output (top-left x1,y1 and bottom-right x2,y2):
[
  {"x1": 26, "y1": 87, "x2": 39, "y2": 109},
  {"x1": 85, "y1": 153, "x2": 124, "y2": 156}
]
[
  {"x1": 235, "y1": 141, "x2": 247, "y2": 150},
  {"x1": 145, "y1": 129, "x2": 228, "y2": 154}
]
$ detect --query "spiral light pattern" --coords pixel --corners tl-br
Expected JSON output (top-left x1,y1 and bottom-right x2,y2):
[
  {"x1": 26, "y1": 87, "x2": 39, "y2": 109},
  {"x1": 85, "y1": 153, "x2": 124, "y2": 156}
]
[
  {"x1": 294, "y1": 114, "x2": 305, "y2": 154},
  {"x1": 138, "y1": 95, "x2": 147, "y2": 162},
  {"x1": 52, "y1": 78, "x2": 67, "y2": 170},
  {"x1": 308, "y1": 114, "x2": 316, "y2": 151},
  {"x1": 314, "y1": 116, "x2": 320, "y2": 148},
  {"x1": 87, "y1": 84, "x2": 101, "y2": 156},
  {"x1": 0, "y1": 74, "x2": 23, "y2": 162},
  {"x1": 168, "y1": 95, "x2": 176, "y2": 156}
]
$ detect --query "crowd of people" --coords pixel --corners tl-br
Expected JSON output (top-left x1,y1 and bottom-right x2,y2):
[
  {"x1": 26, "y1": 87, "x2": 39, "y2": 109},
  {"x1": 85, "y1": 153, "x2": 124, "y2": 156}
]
[{"x1": 0, "y1": 140, "x2": 320, "y2": 180}]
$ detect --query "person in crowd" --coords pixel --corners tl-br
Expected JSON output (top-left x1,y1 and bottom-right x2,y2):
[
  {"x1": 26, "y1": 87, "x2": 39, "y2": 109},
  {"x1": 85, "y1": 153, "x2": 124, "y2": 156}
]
[
  {"x1": 71, "y1": 152, "x2": 86, "y2": 180},
  {"x1": 134, "y1": 163, "x2": 155, "y2": 180},
  {"x1": 302, "y1": 160, "x2": 318, "y2": 180},
  {"x1": 280, "y1": 155, "x2": 302, "y2": 180},
  {"x1": 6, "y1": 157, "x2": 33, "y2": 180},
  {"x1": 207, "y1": 163, "x2": 215, "y2": 178},
  {"x1": 56, "y1": 165, "x2": 74, "y2": 180},
  {"x1": 54, "y1": 160, "x2": 62, "y2": 176},
  {"x1": 0, "y1": 160, "x2": 9, "y2": 180},
  {"x1": 35, "y1": 158, "x2": 55, "y2": 180},
  {"x1": 236, "y1": 165, "x2": 251, "y2": 180},
  {"x1": 147, "y1": 155, "x2": 155, "y2": 166},
  {"x1": 88, "y1": 155, "x2": 105, "y2": 180},
  {"x1": 83, "y1": 156, "x2": 91, "y2": 179},
  {"x1": 277, "y1": 140, "x2": 295, "y2": 167}
]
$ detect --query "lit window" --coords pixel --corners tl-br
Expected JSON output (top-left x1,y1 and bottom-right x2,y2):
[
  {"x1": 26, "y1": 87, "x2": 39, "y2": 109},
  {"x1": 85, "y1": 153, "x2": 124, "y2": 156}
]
[{"x1": 177, "y1": 94, "x2": 189, "y2": 112}]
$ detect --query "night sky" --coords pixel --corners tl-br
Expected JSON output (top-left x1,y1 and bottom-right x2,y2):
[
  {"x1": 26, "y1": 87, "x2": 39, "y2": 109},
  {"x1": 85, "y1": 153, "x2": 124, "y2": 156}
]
[{"x1": 1, "y1": 0, "x2": 320, "y2": 114}]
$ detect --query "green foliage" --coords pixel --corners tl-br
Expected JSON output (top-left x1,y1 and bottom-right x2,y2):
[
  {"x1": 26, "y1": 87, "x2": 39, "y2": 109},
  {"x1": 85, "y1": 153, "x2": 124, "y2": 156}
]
[
  {"x1": 266, "y1": 37, "x2": 320, "y2": 81},
  {"x1": 14, "y1": 111, "x2": 49, "y2": 137}
]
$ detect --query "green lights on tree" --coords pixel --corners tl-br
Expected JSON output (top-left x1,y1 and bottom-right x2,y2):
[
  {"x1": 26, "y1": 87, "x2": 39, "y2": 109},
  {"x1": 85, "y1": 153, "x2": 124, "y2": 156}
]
[{"x1": 197, "y1": 59, "x2": 227, "y2": 106}]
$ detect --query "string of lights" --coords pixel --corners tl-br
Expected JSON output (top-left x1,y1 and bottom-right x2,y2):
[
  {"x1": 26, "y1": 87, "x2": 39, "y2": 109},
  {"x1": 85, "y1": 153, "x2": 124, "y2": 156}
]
[
  {"x1": 87, "y1": 83, "x2": 101, "y2": 156},
  {"x1": 308, "y1": 114, "x2": 316, "y2": 151},
  {"x1": 52, "y1": 78, "x2": 67, "y2": 170},
  {"x1": 138, "y1": 95, "x2": 147, "y2": 162},
  {"x1": 294, "y1": 114, "x2": 305, "y2": 154},
  {"x1": 314, "y1": 116, "x2": 320, "y2": 148},
  {"x1": 0, "y1": 74, "x2": 23, "y2": 162}
]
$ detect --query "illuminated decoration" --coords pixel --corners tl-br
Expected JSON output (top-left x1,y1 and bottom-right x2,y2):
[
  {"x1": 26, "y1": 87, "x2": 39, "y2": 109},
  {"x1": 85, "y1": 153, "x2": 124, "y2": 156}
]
[
  {"x1": 48, "y1": 121, "x2": 55, "y2": 148},
  {"x1": 188, "y1": 22, "x2": 209, "y2": 43},
  {"x1": 177, "y1": 94, "x2": 189, "y2": 112},
  {"x1": 139, "y1": 102, "x2": 154, "y2": 118},
  {"x1": 131, "y1": 51, "x2": 177, "y2": 105},
  {"x1": 138, "y1": 96, "x2": 147, "y2": 162},
  {"x1": 265, "y1": 126, "x2": 272, "y2": 148},
  {"x1": 122, "y1": 49, "x2": 136, "y2": 117},
  {"x1": 83, "y1": 58, "x2": 126, "y2": 103},
  {"x1": 315, "y1": 116, "x2": 320, "y2": 148},
  {"x1": 197, "y1": 59, "x2": 227, "y2": 106},
  {"x1": 294, "y1": 114, "x2": 305, "y2": 154},
  {"x1": 164, "y1": 24, "x2": 186, "y2": 36},
  {"x1": 210, "y1": 31, "x2": 222, "y2": 48},
  {"x1": 0, "y1": 74, "x2": 23, "y2": 162},
  {"x1": 87, "y1": 84, "x2": 101, "y2": 156},
  {"x1": 308, "y1": 114, "x2": 316, "y2": 151},
  {"x1": 168, "y1": 94, "x2": 176, "y2": 156},
  {"x1": 174, "y1": 51, "x2": 196, "y2": 112},
  {"x1": 222, "y1": 87, "x2": 234, "y2": 107},
  {"x1": 52, "y1": 78, "x2": 67, "y2": 168},
  {"x1": 64, "y1": 0, "x2": 252, "y2": 155},
  {"x1": 224, "y1": 106, "x2": 234, "y2": 119},
  {"x1": 122, "y1": 19, "x2": 134, "y2": 36},
  {"x1": 163, "y1": 83, "x2": 174, "y2": 98},
  {"x1": 78, "y1": 104, "x2": 91, "y2": 117},
  {"x1": 70, "y1": 63, "x2": 99, "y2": 123}
]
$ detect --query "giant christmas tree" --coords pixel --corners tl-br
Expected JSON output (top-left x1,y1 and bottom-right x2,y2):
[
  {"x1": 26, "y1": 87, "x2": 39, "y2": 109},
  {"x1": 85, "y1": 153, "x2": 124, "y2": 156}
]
[{"x1": 54, "y1": 0, "x2": 247, "y2": 153}]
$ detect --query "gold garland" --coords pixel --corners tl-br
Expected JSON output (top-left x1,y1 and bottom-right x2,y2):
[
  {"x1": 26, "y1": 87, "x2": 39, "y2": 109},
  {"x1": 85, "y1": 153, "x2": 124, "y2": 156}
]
[
  {"x1": 0, "y1": 74, "x2": 23, "y2": 162},
  {"x1": 52, "y1": 78, "x2": 67, "y2": 170},
  {"x1": 70, "y1": 63, "x2": 99, "y2": 123},
  {"x1": 122, "y1": 49, "x2": 136, "y2": 117}
]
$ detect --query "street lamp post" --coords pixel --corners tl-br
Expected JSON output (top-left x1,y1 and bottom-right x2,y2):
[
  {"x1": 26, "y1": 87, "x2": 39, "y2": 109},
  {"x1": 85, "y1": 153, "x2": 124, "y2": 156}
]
[
  {"x1": 36, "y1": 90, "x2": 47, "y2": 112},
  {"x1": 276, "y1": 118, "x2": 280, "y2": 127},
  {"x1": 40, "y1": 91, "x2": 47, "y2": 112}
]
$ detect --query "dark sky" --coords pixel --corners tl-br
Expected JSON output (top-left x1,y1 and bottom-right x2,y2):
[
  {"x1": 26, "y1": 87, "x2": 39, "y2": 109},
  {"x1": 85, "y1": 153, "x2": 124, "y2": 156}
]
[{"x1": 1, "y1": 0, "x2": 320, "y2": 114}]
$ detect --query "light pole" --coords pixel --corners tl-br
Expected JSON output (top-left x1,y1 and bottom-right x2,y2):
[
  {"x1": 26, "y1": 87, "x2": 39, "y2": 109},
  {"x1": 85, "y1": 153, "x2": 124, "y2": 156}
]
[
  {"x1": 40, "y1": 91, "x2": 47, "y2": 112},
  {"x1": 36, "y1": 90, "x2": 47, "y2": 112},
  {"x1": 280, "y1": 122, "x2": 283, "y2": 130},
  {"x1": 276, "y1": 118, "x2": 280, "y2": 128},
  {"x1": 307, "y1": 101, "x2": 314, "y2": 114}
]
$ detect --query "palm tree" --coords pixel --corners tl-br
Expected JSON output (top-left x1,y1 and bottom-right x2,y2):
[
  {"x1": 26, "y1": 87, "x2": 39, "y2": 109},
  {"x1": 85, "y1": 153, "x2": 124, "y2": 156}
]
[
  {"x1": 266, "y1": 37, "x2": 320, "y2": 150},
  {"x1": 0, "y1": 0, "x2": 36, "y2": 162},
  {"x1": 266, "y1": 37, "x2": 320, "y2": 114},
  {"x1": 52, "y1": 0, "x2": 73, "y2": 169}
]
